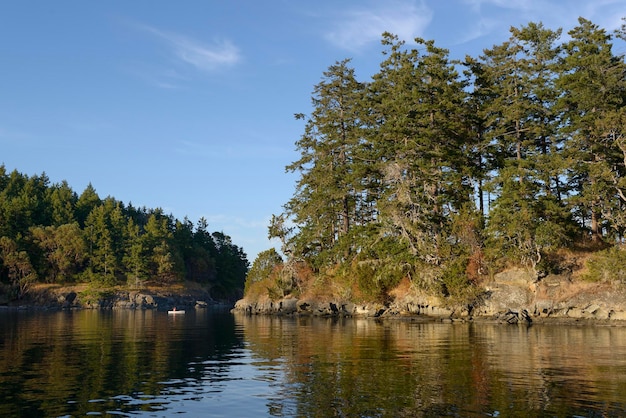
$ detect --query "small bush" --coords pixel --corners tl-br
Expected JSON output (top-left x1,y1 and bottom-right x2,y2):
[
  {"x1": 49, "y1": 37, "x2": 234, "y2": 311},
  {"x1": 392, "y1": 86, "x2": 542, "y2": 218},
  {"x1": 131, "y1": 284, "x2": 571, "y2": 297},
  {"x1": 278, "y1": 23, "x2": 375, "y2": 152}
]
[
  {"x1": 582, "y1": 245, "x2": 626, "y2": 283},
  {"x1": 244, "y1": 248, "x2": 283, "y2": 294},
  {"x1": 78, "y1": 287, "x2": 115, "y2": 306},
  {"x1": 441, "y1": 257, "x2": 471, "y2": 297},
  {"x1": 354, "y1": 259, "x2": 405, "y2": 303},
  {"x1": 244, "y1": 274, "x2": 279, "y2": 301}
]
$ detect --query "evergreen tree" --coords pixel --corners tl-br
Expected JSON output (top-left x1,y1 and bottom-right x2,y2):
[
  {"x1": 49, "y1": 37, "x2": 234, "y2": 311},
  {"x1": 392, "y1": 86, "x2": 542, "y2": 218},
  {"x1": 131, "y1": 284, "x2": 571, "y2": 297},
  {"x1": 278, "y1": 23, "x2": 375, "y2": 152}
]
[
  {"x1": 144, "y1": 210, "x2": 180, "y2": 283},
  {"x1": 76, "y1": 183, "x2": 101, "y2": 227},
  {"x1": 557, "y1": 18, "x2": 626, "y2": 241},
  {"x1": 367, "y1": 34, "x2": 471, "y2": 269},
  {"x1": 0, "y1": 236, "x2": 37, "y2": 298},
  {"x1": 244, "y1": 248, "x2": 283, "y2": 293},
  {"x1": 0, "y1": 166, "x2": 247, "y2": 296},
  {"x1": 211, "y1": 231, "x2": 248, "y2": 300},
  {"x1": 47, "y1": 181, "x2": 77, "y2": 226},
  {"x1": 84, "y1": 205, "x2": 117, "y2": 284},
  {"x1": 122, "y1": 217, "x2": 148, "y2": 287},
  {"x1": 0, "y1": 170, "x2": 50, "y2": 237},
  {"x1": 190, "y1": 217, "x2": 217, "y2": 283},
  {"x1": 474, "y1": 23, "x2": 573, "y2": 267},
  {"x1": 29, "y1": 223, "x2": 86, "y2": 283},
  {"x1": 172, "y1": 218, "x2": 194, "y2": 280},
  {"x1": 105, "y1": 198, "x2": 127, "y2": 270},
  {"x1": 284, "y1": 59, "x2": 366, "y2": 267}
]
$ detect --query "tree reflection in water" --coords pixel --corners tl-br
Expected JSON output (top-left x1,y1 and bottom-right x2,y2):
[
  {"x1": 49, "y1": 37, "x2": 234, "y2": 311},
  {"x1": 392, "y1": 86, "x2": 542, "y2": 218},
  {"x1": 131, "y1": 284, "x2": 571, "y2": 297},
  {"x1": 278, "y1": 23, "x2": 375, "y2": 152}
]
[
  {"x1": 1, "y1": 310, "x2": 625, "y2": 417},
  {"x1": 238, "y1": 314, "x2": 626, "y2": 417}
]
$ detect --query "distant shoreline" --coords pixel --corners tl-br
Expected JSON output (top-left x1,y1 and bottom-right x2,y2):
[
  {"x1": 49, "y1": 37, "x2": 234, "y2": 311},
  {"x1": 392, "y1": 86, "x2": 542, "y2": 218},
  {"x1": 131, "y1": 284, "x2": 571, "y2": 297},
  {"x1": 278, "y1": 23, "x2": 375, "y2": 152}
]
[{"x1": 1, "y1": 282, "x2": 235, "y2": 312}]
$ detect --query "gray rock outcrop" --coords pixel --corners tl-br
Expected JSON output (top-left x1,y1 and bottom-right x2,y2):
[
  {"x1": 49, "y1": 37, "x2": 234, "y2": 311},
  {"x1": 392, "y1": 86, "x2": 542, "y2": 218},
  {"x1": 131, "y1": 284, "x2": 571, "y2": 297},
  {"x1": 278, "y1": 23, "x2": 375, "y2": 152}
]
[{"x1": 233, "y1": 268, "x2": 626, "y2": 323}]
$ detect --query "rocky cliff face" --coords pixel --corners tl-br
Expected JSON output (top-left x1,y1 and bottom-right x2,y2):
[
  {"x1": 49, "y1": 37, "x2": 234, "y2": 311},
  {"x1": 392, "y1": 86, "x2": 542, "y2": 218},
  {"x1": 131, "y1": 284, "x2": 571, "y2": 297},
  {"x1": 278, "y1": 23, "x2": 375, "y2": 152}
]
[{"x1": 233, "y1": 268, "x2": 626, "y2": 323}]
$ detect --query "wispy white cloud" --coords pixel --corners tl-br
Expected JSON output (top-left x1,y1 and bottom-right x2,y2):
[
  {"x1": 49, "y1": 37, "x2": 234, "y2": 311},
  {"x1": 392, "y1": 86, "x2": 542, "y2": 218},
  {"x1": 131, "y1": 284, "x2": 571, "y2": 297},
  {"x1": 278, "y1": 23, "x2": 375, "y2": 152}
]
[
  {"x1": 454, "y1": 0, "x2": 626, "y2": 51},
  {"x1": 461, "y1": 0, "x2": 626, "y2": 32},
  {"x1": 324, "y1": 0, "x2": 434, "y2": 50},
  {"x1": 462, "y1": 0, "x2": 534, "y2": 13},
  {"x1": 459, "y1": 0, "x2": 559, "y2": 38},
  {"x1": 578, "y1": 0, "x2": 626, "y2": 32},
  {"x1": 133, "y1": 22, "x2": 242, "y2": 72},
  {"x1": 453, "y1": 17, "x2": 499, "y2": 46}
]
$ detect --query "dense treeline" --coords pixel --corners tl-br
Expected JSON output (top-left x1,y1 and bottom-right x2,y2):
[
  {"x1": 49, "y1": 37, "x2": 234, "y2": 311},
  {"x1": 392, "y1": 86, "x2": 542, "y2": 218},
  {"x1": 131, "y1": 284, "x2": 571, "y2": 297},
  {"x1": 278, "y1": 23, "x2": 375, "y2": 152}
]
[
  {"x1": 247, "y1": 18, "x2": 626, "y2": 302},
  {"x1": 0, "y1": 166, "x2": 248, "y2": 301}
]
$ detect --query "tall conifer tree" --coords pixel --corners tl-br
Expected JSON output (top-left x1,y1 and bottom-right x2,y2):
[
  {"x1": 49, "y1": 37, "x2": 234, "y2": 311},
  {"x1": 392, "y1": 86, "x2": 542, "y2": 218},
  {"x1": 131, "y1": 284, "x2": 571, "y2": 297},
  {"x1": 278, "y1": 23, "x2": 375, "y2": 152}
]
[
  {"x1": 557, "y1": 18, "x2": 626, "y2": 241},
  {"x1": 367, "y1": 34, "x2": 470, "y2": 267},
  {"x1": 284, "y1": 59, "x2": 366, "y2": 267}
]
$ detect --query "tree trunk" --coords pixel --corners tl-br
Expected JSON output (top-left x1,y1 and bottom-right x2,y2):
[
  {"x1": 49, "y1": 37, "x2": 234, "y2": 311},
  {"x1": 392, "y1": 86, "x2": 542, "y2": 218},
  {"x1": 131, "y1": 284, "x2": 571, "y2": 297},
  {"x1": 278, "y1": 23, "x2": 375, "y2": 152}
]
[{"x1": 591, "y1": 209, "x2": 602, "y2": 242}]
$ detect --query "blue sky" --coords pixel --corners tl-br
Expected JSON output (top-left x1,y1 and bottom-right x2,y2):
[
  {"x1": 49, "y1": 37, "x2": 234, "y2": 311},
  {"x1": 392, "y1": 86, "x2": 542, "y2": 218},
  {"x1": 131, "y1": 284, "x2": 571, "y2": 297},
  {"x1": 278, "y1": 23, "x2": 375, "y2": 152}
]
[{"x1": 2, "y1": 0, "x2": 625, "y2": 262}]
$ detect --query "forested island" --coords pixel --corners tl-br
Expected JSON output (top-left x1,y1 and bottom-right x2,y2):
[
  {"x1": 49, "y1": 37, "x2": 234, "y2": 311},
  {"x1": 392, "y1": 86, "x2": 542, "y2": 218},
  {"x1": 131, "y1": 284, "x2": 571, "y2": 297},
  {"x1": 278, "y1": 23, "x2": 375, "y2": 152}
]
[
  {"x1": 0, "y1": 166, "x2": 249, "y2": 305},
  {"x1": 238, "y1": 18, "x2": 626, "y2": 321}
]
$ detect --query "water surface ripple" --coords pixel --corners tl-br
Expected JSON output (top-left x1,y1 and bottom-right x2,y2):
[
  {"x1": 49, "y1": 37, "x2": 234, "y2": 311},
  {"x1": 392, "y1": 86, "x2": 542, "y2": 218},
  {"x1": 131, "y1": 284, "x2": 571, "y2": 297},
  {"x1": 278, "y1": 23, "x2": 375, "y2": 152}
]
[{"x1": 1, "y1": 310, "x2": 625, "y2": 417}]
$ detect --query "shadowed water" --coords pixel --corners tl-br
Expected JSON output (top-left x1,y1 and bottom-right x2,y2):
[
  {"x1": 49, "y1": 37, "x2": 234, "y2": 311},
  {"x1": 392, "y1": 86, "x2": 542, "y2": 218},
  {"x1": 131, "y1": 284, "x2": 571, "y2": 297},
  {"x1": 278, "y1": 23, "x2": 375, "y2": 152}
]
[{"x1": 1, "y1": 309, "x2": 625, "y2": 417}]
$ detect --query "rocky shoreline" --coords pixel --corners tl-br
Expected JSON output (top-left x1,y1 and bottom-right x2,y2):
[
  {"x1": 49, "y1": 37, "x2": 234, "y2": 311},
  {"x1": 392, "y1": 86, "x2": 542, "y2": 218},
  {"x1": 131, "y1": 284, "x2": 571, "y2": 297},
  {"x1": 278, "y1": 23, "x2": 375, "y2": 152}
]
[
  {"x1": 5, "y1": 269, "x2": 626, "y2": 326},
  {"x1": 1, "y1": 284, "x2": 228, "y2": 311},
  {"x1": 232, "y1": 268, "x2": 626, "y2": 325}
]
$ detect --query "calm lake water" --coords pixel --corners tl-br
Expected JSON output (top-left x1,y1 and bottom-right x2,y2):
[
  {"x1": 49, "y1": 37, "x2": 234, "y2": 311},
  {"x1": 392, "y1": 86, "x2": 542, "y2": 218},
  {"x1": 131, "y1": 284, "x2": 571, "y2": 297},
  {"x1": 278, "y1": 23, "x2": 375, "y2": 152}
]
[{"x1": 1, "y1": 309, "x2": 626, "y2": 417}]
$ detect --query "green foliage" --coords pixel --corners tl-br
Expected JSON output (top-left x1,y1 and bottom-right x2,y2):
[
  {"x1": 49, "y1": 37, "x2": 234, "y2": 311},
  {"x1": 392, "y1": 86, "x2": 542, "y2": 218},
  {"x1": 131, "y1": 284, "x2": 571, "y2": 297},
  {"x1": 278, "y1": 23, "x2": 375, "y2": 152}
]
[
  {"x1": 84, "y1": 204, "x2": 118, "y2": 285},
  {"x1": 485, "y1": 168, "x2": 575, "y2": 271},
  {"x1": 123, "y1": 218, "x2": 148, "y2": 288},
  {"x1": 0, "y1": 165, "x2": 248, "y2": 301},
  {"x1": 48, "y1": 180, "x2": 77, "y2": 226},
  {"x1": 210, "y1": 232, "x2": 249, "y2": 300},
  {"x1": 557, "y1": 18, "x2": 626, "y2": 240},
  {"x1": 75, "y1": 183, "x2": 101, "y2": 227},
  {"x1": 368, "y1": 34, "x2": 472, "y2": 266},
  {"x1": 245, "y1": 248, "x2": 283, "y2": 293},
  {"x1": 350, "y1": 234, "x2": 414, "y2": 302},
  {"x1": 440, "y1": 256, "x2": 474, "y2": 300},
  {"x1": 353, "y1": 259, "x2": 406, "y2": 303},
  {"x1": 78, "y1": 286, "x2": 115, "y2": 306},
  {"x1": 582, "y1": 246, "x2": 626, "y2": 283},
  {"x1": 0, "y1": 235, "x2": 37, "y2": 299},
  {"x1": 29, "y1": 223, "x2": 86, "y2": 283},
  {"x1": 283, "y1": 59, "x2": 367, "y2": 267},
  {"x1": 273, "y1": 19, "x2": 626, "y2": 302}
]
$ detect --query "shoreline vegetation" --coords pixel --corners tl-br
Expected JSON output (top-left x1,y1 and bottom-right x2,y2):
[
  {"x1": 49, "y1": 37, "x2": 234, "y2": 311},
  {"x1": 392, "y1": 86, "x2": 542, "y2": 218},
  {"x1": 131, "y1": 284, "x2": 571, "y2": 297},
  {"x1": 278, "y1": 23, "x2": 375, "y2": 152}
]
[
  {"x1": 233, "y1": 268, "x2": 626, "y2": 325},
  {"x1": 237, "y1": 18, "x2": 626, "y2": 325},
  {"x1": 0, "y1": 168, "x2": 249, "y2": 306}
]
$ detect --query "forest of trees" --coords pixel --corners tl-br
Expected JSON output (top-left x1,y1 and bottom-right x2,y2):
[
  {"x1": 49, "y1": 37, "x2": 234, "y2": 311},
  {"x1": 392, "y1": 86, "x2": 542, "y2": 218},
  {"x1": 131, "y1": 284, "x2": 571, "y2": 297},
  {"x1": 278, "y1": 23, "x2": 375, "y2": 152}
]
[
  {"x1": 0, "y1": 166, "x2": 249, "y2": 301},
  {"x1": 247, "y1": 18, "x2": 626, "y2": 303}
]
